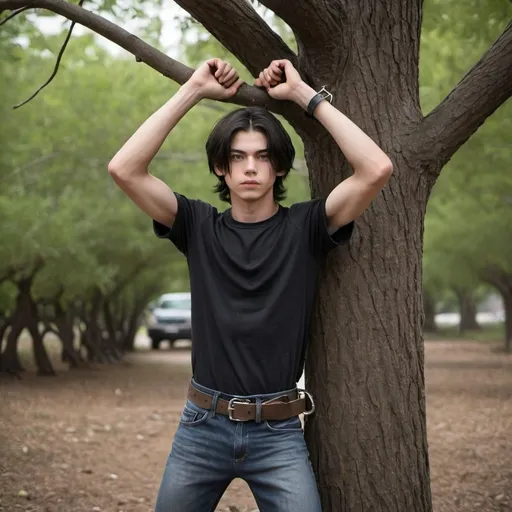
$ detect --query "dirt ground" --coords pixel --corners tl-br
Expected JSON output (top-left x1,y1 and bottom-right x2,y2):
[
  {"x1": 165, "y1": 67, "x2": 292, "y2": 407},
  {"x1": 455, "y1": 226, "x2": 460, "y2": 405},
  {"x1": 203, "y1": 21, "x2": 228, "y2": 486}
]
[{"x1": 1, "y1": 338, "x2": 511, "y2": 512}]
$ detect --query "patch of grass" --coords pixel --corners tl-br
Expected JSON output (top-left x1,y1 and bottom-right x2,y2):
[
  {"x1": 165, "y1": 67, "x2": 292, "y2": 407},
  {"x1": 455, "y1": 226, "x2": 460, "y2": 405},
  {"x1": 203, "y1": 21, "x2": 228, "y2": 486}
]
[{"x1": 424, "y1": 323, "x2": 505, "y2": 342}]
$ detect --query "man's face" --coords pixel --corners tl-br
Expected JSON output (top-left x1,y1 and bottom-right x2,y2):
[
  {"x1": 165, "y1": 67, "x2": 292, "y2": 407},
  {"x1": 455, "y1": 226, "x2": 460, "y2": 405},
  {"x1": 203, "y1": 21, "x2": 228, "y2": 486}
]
[{"x1": 217, "y1": 130, "x2": 283, "y2": 202}]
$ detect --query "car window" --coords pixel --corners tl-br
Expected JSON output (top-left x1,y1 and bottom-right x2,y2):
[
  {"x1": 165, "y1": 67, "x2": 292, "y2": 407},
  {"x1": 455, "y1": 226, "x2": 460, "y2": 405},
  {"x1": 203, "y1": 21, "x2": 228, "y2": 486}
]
[{"x1": 158, "y1": 299, "x2": 191, "y2": 310}]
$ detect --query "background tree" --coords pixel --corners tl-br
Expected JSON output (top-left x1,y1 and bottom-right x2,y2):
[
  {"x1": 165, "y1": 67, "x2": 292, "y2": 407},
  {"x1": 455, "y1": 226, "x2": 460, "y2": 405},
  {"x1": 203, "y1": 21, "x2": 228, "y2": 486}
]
[
  {"x1": 1, "y1": 0, "x2": 512, "y2": 510},
  {"x1": 422, "y1": 15, "x2": 511, "y2": 347}
]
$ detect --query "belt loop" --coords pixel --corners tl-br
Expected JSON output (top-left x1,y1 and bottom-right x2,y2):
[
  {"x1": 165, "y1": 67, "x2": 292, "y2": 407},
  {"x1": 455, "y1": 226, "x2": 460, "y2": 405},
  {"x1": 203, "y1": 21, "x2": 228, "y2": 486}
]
[
  {"x1": 255, "y1": 397, "x2": 262, "y2": 424},
  {"x1": 210, "y1": 392, "x2": 220, "y2": 418}
]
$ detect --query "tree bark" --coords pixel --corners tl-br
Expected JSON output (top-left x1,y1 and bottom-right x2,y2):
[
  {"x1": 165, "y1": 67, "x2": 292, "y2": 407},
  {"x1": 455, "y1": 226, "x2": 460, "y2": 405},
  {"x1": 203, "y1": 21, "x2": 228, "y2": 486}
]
[
  {"x1": 422, "y1": 289, "x2": 437, "y2": 333},
  {"x1": 304, "y1": 139, "x2": 431, "y2": 511},
  {"x1": 290, "y1": 3, "x2": 433, "y2": 507},
  {"x1": 455, "y1": 289, "x2": 480, "y2": 333},
  {"x1": 173, "y1": 0, "x2": 297, "y2": 76}
]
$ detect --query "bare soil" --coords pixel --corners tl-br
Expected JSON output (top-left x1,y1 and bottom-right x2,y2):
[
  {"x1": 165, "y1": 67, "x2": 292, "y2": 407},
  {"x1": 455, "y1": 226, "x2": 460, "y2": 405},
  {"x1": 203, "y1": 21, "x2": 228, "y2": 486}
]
[{"x1": 1, "y1": 338, "x2": 511, "y2": 512}]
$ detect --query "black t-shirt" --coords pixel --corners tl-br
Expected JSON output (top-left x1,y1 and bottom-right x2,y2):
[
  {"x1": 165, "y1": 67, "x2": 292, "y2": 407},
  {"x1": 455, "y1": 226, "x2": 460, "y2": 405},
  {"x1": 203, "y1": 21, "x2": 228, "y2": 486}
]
[{"x1": 154, "y1": 193, "x2": 353, "y2": 395}]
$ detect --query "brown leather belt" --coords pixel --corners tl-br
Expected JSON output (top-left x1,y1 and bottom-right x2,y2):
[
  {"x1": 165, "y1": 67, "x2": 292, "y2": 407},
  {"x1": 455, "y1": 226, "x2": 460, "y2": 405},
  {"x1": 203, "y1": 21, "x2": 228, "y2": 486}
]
[{"x1": 187, "y1": 383, "x2": 315, "y2": 422}]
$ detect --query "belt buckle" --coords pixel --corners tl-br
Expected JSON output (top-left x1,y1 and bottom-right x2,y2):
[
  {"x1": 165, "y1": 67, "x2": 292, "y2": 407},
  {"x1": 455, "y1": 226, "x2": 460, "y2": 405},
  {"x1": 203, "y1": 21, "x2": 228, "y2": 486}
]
[
  {"x1": 227, "y1": 398, "x2": 252, "y2": 422},
  {"x1": 298, "y1": 390, "x2": 316, "y2": 416}
]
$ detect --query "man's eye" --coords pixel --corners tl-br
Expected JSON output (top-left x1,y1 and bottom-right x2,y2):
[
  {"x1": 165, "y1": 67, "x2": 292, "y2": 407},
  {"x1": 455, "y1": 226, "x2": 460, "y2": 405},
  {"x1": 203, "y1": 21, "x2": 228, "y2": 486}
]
[
  {"x1": 231, "y1": 154, "x2": 242, "y2": 160},
  {"x1": 259, "y1": 154, "x2": 269, "y2": 160}
]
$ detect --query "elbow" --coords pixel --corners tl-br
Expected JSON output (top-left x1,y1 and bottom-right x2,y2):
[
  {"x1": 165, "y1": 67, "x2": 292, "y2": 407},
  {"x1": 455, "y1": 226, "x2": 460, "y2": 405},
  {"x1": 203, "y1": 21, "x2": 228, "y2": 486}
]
[
  {"x1": 107, "y1": 160, "x2": 136, "y2": 184},
  {"x1": 371, "y1": 157, "x2": 393, "y2": 185},
  {"x1": 107, "y1": 160, "x2": 121, "y2": 181}
]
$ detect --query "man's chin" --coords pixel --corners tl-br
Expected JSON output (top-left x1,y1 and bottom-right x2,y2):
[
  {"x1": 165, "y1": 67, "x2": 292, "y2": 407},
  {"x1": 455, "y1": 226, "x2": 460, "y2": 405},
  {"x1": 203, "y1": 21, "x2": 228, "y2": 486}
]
[{"x1": 234, "y1": 189, "x2": 265, "y2": 202}]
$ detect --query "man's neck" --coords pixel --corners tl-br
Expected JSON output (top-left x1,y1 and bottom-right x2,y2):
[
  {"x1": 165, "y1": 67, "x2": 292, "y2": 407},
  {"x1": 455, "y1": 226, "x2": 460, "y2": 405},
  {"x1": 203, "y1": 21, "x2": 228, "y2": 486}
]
[{"x1": 230, "y1": 195, "x2": 279, "y2": 223}]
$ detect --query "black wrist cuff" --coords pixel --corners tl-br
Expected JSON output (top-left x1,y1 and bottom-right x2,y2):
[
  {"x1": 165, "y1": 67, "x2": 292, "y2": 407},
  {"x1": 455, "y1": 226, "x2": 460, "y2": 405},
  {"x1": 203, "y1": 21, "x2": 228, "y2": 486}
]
[{"x1": 306, "y1": 93, "x2": 325, "y2": 118}]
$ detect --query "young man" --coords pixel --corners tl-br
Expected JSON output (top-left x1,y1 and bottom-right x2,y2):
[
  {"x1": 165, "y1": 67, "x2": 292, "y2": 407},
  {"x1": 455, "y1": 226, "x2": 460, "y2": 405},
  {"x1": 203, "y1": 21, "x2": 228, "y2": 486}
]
[{"x1": 108, "y1": 58, "x2": 392, "y2": 512}]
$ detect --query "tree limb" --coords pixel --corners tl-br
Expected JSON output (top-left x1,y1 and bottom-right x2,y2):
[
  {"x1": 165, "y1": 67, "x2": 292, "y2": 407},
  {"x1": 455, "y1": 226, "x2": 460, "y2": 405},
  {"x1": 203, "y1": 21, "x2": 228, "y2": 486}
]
[
  {"x1": 413, "y1": 21, "x2": 512, "y2": 172},
  {"x1": 0, "y1": 0, "x2": 37, "y2": 25},
  {"x1": 257, "y1": 0, "x2": 340, "y2": 51},
  {"x1": 0, "y1": 0, "x2": 292, "y2": 115},
  {"x1": 173, "y1": 0, "x2": 297, "y2": 77}
]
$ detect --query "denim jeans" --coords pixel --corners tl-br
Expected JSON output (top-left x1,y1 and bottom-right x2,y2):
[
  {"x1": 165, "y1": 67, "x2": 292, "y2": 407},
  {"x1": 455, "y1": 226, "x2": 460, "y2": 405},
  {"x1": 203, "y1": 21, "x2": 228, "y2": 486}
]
[{"x1": 155, "y1": 379, "x2": 322, "y2": 512}]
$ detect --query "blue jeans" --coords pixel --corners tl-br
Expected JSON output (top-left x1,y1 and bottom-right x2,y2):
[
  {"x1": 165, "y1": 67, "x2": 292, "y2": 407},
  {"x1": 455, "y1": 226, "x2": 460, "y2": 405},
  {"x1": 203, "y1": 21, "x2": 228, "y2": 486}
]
[{"x1": 155, "y1": 379, "x2": 322, "y2": 512}]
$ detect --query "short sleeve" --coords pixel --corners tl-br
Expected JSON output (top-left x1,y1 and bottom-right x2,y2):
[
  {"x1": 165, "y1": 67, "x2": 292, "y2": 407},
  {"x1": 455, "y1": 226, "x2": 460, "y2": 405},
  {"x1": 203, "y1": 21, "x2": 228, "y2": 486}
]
[
  {"x1": 289, "y1": 199, "x2": 354, "y2": 258},
  {"x1": 153, "y1": 192, "x2": 213, "y2": 256}
]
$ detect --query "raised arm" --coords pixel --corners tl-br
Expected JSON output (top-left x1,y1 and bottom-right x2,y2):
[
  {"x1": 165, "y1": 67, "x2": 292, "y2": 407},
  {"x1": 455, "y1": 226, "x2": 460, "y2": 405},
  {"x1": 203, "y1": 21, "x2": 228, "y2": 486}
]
[
  {"x1": 256, "y1": 60, "x2": 393, "y2": 230},
  {"x1": 108, "y1": 59, "x2": 243, "y2": 228}
]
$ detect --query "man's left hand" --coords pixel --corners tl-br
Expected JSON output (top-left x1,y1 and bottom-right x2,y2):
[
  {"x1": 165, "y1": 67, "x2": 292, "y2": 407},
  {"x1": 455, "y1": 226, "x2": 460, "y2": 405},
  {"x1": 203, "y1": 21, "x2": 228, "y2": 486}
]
[{"x1": 254, "y1": 60, "x2": 303, "y2": 102}]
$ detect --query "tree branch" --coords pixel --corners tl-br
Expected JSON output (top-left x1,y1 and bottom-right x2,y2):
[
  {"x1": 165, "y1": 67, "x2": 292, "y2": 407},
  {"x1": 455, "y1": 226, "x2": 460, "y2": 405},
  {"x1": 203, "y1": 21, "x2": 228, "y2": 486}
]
[
  {"x1": 0, "y1": 0, "x2": 292, "y2": 115},
  {"x1": 413, "y1": 21, "x2": 512, "y2": 172},
  {"x1": 258, "y1": 0, "x2": 346, "y2": 80},
  {"x1": 0, "y1": 0, "x2": 37, "y2": 25},
  {"x1": 257, "y1": 0, "x2": 338, "y2": 50},
  {"x1": 173, "y1": 0, "x2": 297, "y2": 77}
]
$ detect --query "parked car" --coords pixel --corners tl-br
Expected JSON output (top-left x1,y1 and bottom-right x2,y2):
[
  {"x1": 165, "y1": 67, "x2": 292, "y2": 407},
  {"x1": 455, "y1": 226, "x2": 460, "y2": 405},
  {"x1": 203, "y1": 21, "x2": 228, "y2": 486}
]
[{"x1": 147, "y1": 292, "x2": 192, "y2": 349}]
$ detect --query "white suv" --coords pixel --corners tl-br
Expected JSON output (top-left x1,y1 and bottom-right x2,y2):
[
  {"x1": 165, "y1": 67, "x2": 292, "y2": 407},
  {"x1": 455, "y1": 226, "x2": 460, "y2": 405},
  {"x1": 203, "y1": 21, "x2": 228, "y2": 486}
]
[{"x1": 147, "y1": 292, "x2": 192, "y2": 349}]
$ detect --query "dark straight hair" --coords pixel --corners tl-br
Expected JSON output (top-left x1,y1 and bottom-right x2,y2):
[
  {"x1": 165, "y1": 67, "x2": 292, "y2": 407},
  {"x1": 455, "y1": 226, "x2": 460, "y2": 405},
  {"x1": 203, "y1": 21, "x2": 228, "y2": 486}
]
[{"x1": 205, "y1": 107, "x2": 295, "y2": 203}]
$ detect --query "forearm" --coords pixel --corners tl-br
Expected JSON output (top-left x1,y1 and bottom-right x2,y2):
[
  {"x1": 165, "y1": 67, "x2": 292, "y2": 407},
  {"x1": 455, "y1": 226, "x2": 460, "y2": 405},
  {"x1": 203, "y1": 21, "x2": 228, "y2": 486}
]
[
  {"x1": 108, "y1": 84, "x2": 202, "y2": 177},
  {"x1": 292, "y1": 82, "x2": 392, "y2": 175}
]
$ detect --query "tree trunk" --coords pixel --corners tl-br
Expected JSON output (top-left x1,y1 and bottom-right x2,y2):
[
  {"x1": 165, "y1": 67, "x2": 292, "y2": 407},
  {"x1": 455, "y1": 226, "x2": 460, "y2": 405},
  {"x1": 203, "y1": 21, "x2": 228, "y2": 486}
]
[
  {"x1": 82, "y1": 289, "x2": 106, "y2": 362},
  {"x1": 482, "y1": 269, "x2": 512, "y2": 353},
  {"x1": 304, "y1": 138, "x2": 432, "y2": 510},
  {"x1": 422, "y1": 289, "x2": 437, "y2": 333},
  {"x1": 0, "y1": 323, "x2": 24, "y2": 374},
  {"x1": 122, "y1": 309, "x2": 140, "y2": 352},
  {"x1": 53, "y1": 301, "x2": 84, "y2": 368},
  {"x1": 29, "y1": 323, "x2": 55, "y2": 376},
  {"x1": 297, "y1": 4, "x2": 432, "y2": 504},
  {"x1": 455, "y1": 290, "x2": 480, "y2": 333},
  {"x1": 504, "y1": 292, "x2": 512, "y2": 354},
  {"x1": 23, "y1": 284, "x2": 55, "y2": 376}
]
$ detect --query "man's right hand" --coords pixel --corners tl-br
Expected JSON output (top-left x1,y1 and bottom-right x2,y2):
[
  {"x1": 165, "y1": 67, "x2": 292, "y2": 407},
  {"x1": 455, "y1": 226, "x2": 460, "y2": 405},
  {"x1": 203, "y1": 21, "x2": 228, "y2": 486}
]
[{"x1": 186, "y1": 59, "x2": 244, "y2": 100}]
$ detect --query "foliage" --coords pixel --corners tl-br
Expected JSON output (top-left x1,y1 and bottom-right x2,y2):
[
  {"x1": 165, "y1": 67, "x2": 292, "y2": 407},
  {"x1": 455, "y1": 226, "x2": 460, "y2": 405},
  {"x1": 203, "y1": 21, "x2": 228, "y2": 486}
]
[{"x1": 420, "y1": 7, "x2": 511, "y2": 308}]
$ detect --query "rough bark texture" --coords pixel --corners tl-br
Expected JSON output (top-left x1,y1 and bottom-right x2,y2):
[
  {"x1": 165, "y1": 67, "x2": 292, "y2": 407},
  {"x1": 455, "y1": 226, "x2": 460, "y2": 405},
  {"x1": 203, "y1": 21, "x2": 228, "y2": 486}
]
[
  {"x1": 287, "y1": 4, "x2": 432, "y2": 508},
  {"x1": 173, "y1": 0, "x2": 297, "y2": 76},
  {"x1": 304, "y1": 141, "x2": 431, "y2": 511}
]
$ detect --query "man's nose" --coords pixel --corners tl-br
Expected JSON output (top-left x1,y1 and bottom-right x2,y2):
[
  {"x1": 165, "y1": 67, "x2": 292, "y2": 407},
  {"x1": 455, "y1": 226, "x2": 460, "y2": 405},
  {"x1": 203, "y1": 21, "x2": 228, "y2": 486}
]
[{"x1": 245, "y1": 156, "x2": 257, "y2": 173}]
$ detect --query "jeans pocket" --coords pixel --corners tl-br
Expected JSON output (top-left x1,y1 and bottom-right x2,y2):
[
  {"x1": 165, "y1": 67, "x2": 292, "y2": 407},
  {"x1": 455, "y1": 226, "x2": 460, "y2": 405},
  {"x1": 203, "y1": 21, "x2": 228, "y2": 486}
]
[
  {"x1": 179, "y1": 402, "x2": 209, "y2": 426},
  {"x1": 265, "y1": 415, "x2": 303, "y2": 433}
]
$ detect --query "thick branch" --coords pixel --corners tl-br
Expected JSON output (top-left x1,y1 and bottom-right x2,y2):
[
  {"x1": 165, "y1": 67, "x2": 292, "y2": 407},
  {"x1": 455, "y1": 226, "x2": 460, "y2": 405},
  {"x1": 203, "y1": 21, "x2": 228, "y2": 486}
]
[
  {"x1": 173, "y1": 0, "x2": 297, "y2": 77},
  {"x1": 0, "y1": 0, "x2": 292, "y2": 115},
  {"x1": 258, "y1": 0, "x2": 339, "y2": 50},
  {"x1": 413, "y1": 21, "x2": 512, "y2": 172}
]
